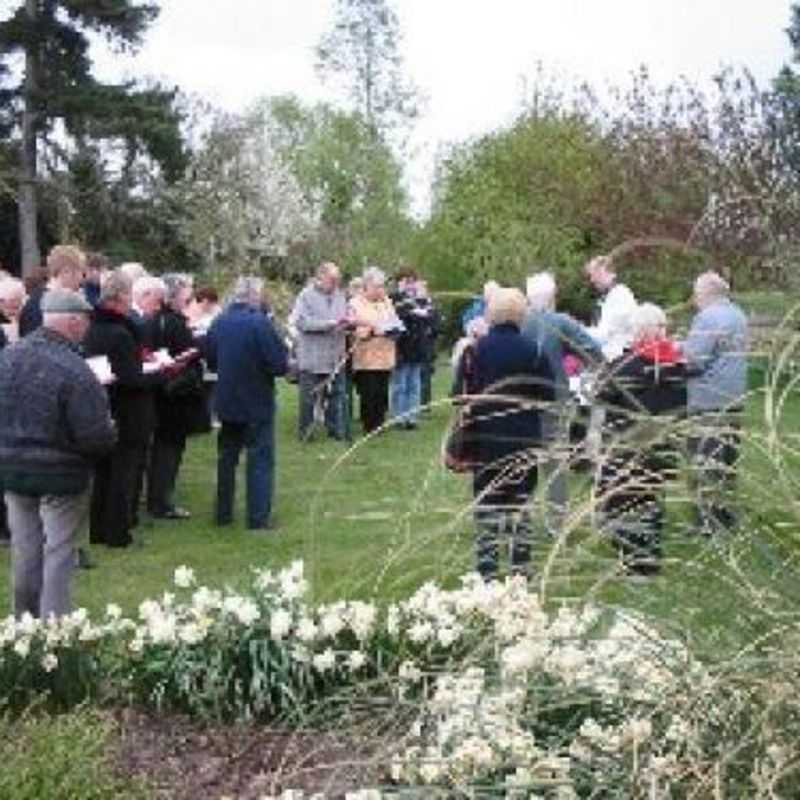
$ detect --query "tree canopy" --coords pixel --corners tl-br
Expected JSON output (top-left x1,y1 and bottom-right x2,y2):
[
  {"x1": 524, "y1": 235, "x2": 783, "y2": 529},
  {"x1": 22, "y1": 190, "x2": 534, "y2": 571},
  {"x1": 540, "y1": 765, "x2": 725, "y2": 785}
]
[{"x1": 0, "y1": 0, "x2": 185, "y2": 274}]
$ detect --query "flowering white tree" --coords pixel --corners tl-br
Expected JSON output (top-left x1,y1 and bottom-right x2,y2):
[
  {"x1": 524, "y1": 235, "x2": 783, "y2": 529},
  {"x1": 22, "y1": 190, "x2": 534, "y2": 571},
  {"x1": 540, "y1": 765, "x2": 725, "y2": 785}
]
[{"x1": 174, "y1": 109, "x2": 320, "y2": 276}]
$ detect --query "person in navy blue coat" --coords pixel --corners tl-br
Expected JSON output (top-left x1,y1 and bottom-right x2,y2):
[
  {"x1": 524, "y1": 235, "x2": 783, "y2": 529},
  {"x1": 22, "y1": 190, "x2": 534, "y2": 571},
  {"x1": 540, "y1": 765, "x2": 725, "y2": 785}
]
[
  {"x1": 206, "y1": 276, "x2": 288, "y2": 530},
  {"x1": 465, "y1": 287, "x2": 555, "y2": 580}
]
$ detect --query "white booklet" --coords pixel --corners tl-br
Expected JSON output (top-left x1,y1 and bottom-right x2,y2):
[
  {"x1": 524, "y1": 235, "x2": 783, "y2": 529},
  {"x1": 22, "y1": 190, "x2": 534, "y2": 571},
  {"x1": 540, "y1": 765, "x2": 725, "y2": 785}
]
[{"x1": 86, "y1": 355, "x2": 115, "y2": 385}]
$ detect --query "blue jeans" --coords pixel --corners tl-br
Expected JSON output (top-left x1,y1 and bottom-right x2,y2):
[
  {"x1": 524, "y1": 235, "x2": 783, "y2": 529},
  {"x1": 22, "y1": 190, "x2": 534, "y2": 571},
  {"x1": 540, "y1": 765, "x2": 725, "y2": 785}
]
[
  {"x1": 298, "y1": 370, "x2": 346, "y2": 440},
  {"x1": 390, "y1": 363, "x2": 422, "y2": 425},
  {"x1": 216, "y1": 417, "x2": 275, "y2": 528}
]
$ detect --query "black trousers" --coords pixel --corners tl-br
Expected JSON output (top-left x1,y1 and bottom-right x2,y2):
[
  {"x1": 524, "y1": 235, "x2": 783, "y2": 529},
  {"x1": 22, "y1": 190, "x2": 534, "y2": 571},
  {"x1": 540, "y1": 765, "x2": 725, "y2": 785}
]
[
  {"x1": 91, "y1": 443, "x2": 140, "y2": 547},
  {"x1": 129, "y1": 440, "x2": 150, "y2": 527},
  {"x1": 472, "y1": 464, "x2": 537, "y2": 579},
  {"x1": 687, "y1": 413, "x2": 741, "y2": 534},
  {"x1": 354, "y1": 370, "x2": 390, "y2": 434},
  {"x1": 0, "y1": 495, "x2": 8, "y2": 540},
  {"x1": 147, "y1": 433, "x2": 187, "y2": 515},
  {"x1": 598, "y1": 447, "x2": 676, "y2": 573}
]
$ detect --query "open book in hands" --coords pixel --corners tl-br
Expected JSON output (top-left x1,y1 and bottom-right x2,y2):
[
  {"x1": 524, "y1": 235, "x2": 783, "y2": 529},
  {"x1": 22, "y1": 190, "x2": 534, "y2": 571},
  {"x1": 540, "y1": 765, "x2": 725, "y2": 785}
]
[{"x1": 375, "y1": 316, "x2": 405, "y2": 337}]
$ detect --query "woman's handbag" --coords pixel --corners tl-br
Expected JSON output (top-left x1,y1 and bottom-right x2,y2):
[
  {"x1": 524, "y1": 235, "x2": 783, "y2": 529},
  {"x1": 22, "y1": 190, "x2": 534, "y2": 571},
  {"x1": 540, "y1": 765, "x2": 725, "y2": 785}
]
[{"x1": 443, "y1": 406, "x2": 476, "y2": 473}]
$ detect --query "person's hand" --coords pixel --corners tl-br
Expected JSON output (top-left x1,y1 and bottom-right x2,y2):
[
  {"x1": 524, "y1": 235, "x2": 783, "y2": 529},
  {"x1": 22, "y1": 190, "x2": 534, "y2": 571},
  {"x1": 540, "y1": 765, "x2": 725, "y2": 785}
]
[
  {"x1": 162, "y1": 362, "x2": 185, "y2": 379},
  {"x1": 174, "y1": 347, "x2": 199, "y2": 362}
]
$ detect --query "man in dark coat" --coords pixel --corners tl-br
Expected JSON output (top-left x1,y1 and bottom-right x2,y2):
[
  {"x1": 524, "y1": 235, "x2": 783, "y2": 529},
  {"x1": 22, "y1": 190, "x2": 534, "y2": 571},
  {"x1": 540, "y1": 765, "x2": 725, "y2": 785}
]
[
  {"x1": 0, "y1": 289, "x2": 116, "y2": 617},
  {"x1": 465, "y1": 287, "x2": 554, "y2": 580},
  {"x1": 206, "y1": 276, "x2": 288, "y2": 530},
  {"x1": 83, "y1": 269, "x2": 165, "y2": 547}
]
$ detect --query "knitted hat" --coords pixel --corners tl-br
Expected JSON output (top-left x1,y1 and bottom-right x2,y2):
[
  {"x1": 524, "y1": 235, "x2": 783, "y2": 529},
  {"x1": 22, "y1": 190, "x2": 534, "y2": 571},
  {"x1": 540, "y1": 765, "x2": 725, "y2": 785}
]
[{"x1": 41, "y1": 289, "x2": 93, "y2": 314}]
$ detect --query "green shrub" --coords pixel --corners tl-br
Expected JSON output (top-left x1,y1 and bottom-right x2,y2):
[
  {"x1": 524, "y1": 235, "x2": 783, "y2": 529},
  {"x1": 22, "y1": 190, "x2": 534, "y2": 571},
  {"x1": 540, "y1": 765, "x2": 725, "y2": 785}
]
[{"x1": 0, "y1": 707, "x2": 147, "y2": 800}]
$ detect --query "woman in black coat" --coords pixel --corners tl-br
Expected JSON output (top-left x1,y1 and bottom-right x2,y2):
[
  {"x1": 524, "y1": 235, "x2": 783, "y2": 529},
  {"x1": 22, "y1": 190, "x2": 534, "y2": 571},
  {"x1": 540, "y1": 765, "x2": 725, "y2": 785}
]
[
  {"x1": 83, "y1": 270, "x2": 164, "y2": 547},
  {"x1": 145, "y1": 274, "x2": 209, "y2": 519},
  {"x1": 596, "y1": 303, "x2": 688, "y2": 578},
  {"x1": 464, "y1": 288, "x2": 554, "y2": 581}
]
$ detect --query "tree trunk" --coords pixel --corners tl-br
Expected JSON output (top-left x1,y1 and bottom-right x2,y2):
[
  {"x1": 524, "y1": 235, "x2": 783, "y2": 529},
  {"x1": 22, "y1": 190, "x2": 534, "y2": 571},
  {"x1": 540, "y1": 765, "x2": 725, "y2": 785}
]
[{"x1": 19, "y1": 0, "x2": 41, "y2": 277}]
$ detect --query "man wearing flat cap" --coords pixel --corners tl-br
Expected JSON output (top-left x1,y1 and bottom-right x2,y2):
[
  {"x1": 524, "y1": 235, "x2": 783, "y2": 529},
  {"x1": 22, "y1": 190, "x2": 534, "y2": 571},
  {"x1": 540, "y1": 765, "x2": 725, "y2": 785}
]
[{"x1": 0, "y1": 289, "x2": 116, "y2": 618}]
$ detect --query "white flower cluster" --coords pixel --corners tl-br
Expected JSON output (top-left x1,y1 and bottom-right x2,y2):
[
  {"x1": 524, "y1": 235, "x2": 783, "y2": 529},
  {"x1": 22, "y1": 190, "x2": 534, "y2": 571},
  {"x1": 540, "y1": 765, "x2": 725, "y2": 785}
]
[
  {"x1": 385, "y1": 575, "x2": 708, "y2": 794},
  {"x1": 0, "y1": 606, "x2": 129, "y2": 676},
  {"x1": 258, "y1": 791, "x2": 383, "y2": 800},
  {"x1": 0, "y1": 561, "x2": 716, "y2": 797}
]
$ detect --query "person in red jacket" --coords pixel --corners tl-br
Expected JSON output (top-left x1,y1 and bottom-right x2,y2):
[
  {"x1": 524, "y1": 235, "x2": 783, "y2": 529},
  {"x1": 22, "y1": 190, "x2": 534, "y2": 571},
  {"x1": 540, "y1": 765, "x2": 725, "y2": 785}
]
[{"x1": 596, "y1": 303, "x2": 687, "y2": 579}]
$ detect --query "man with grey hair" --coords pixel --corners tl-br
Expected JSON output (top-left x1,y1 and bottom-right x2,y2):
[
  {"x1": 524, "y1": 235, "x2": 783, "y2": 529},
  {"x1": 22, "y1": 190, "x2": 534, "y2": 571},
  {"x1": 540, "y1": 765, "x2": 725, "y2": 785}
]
[
  {"x1": 206, "y1": 275, "x2": 288, "y2": 530},
  {"x1": 0, "y1": 289, "x2": 116, "y2": 616},
  {"x1": 289, "y1": 262, "x2": 348, "y2": 440},
  {"x1": 522, "y1": 271, "x2": 602, "y2": 535},
  {"x1": 132, "y1": 275, "x2": 166, "y2": 319},
  {"x1": 683, "y1": 270, "x2": 748, "y2": 535}
]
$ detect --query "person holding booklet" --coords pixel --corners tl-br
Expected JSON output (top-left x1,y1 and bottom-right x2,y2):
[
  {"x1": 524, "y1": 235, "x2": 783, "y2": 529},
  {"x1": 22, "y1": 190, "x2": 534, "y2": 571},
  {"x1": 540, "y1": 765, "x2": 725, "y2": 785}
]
[{"x1": 349, "y1": 266, "x2": 402, "y2": 434}]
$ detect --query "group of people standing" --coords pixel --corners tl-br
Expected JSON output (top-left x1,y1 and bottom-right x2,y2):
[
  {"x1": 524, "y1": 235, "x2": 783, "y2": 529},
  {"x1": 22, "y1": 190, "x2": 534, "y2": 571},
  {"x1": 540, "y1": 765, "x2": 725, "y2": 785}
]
[
  {"x1": 0, "y1": 249, "x2": 229, "y2": 616},
  {"x1": 0, "y1": 241, "x2": 749, "y2": 619},
  {"x1": 289, "y1": 262, "x2": 439, "y2": 440},
  {"x1": 450, "y1": 256, "x2": 748, "y2": 581}
]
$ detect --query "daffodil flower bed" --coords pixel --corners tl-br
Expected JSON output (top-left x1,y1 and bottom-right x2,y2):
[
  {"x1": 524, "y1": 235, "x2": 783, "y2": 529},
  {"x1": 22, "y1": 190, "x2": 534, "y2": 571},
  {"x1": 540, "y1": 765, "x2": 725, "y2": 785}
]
[{"x1": 0, "y1": 562, "x2": 795, "y2": 796}]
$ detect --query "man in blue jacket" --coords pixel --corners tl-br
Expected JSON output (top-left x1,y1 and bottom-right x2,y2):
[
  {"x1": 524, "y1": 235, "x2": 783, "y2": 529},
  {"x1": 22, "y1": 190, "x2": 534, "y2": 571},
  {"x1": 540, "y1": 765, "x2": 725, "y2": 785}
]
[
  {"x1": 206, "y1": 276, "x2": 288, "y2": 531},
  {"x1": 522, "y1": 272, "x2": 602, "y2": 535}
]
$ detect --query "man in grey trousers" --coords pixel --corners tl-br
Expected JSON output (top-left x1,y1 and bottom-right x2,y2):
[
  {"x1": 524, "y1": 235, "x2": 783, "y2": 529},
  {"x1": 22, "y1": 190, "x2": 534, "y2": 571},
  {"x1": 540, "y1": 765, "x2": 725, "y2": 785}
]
[
  {"x1": 683, "y1": 271, "x2": 749, "y2": 535},
  {"x1": 289, "y1": 262, "x2": 349, "y2": 441},
  {"x1": 0, "y1": 289, "x2": 116, "y2": 618}
]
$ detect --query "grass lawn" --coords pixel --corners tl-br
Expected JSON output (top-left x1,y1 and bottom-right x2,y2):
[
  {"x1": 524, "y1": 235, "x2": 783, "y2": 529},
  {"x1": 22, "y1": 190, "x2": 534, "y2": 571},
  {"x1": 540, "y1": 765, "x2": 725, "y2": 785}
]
[{"x1": 0, "y1": 359, "x2": 798, "y2": 660}]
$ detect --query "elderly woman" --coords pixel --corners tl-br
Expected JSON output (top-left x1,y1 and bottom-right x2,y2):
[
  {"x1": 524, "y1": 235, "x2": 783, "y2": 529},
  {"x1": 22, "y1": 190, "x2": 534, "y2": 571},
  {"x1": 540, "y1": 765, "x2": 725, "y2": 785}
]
[
  {"x1": 0, "y1": 276, "x2": 25, "y2": 346},
  {"x1": 84, "y1": 269, "x2": 165, "y2": 547},
  {"x1": 146, "y1": 273, "x2": 209, "y2": 520},
  {"x1": 597, "y1": 303, "x2": 687, "y2": 579},
  {"x1": 349, "y1": 267, "x2": 400, "y2": 434},
  {"x1": 464, "y1": 287, "x2": 554, "y2": 580}
]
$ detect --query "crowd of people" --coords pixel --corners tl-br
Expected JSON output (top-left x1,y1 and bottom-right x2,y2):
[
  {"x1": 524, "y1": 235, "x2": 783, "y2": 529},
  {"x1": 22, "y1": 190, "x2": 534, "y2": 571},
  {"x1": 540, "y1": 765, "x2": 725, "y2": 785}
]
[
  {"x1": 449, "y1": 258, "x2": 748, "y2": 581},
  {"x1": 0, "y1": 244, "x2": 748, "y2": 618}
]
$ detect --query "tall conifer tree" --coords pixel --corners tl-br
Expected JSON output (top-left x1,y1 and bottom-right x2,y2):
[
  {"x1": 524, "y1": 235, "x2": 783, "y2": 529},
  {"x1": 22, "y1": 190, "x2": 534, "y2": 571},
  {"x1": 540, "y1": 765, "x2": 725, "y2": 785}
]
[{"x1": 0, "y1": 0, "x2": 183, "y2": 274}]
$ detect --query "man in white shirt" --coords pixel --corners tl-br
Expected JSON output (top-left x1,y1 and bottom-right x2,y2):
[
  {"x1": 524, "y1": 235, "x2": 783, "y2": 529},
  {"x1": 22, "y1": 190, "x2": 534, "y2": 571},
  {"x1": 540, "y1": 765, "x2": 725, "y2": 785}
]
[{"x1": 584, "y1": 255, "x2": 638, "y2": 361}]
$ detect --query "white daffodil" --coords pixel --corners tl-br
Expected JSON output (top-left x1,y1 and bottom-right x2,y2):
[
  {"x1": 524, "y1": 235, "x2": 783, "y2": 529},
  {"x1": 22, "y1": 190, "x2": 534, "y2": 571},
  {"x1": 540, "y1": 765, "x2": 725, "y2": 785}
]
[
  {"x1": 41, "y1": 653, "x2": 58, "y2": 673},
  {"x1": 312, "y1": 648, "x2": 336, "y2": 673},
  {"x1": 347, "y1": 650, "x2": 367, "y2": 671},
  {"x1": 173, "y1": 565, "x2": 195, "y2": 589},
  {"x1": 270, "y1": 608, "x2": 292, "y2": 640}
]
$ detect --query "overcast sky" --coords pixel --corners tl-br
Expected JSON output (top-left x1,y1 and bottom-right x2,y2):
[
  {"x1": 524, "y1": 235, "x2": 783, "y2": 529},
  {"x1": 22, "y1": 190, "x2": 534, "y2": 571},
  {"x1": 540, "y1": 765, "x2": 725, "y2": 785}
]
[{"x1": 97, "y1": 0, "x2": 795, "y2": 213}]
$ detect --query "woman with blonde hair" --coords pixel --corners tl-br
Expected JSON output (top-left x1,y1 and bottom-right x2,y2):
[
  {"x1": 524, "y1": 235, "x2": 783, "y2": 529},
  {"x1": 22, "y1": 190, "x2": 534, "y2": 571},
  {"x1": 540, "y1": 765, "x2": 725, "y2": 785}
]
[{"x1": 463, "y1": 287, "x2": 554, "y2": 580}]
